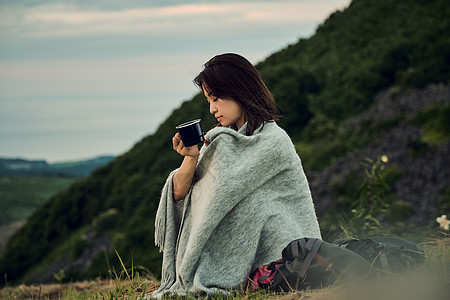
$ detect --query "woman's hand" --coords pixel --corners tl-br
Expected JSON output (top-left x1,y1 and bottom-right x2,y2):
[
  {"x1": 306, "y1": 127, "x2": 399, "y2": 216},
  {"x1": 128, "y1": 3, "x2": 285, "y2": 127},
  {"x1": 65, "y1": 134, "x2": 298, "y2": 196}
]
[
  {"x1": 172, "y1": 132, "x2": 200, "y2": 200},
  {"x1": 172, "y1": 133, "x2": 200, "y2": 158}
]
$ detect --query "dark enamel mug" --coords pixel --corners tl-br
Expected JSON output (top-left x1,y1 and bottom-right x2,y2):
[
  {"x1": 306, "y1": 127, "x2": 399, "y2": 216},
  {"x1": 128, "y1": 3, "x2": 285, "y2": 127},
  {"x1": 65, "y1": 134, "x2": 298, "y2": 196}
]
[{"x1": 176, "y1": 119, "x2": 205, "y2": 147}]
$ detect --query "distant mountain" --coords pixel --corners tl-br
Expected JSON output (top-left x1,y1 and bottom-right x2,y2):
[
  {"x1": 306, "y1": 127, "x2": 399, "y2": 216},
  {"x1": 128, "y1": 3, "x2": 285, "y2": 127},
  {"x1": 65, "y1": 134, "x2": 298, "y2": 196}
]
[
  {"x1": 0, "y1": 156, "x2": 116, "y2": 177},
  {"x1": 0, "y1": 0, "x2": 448, "y2": 286}
]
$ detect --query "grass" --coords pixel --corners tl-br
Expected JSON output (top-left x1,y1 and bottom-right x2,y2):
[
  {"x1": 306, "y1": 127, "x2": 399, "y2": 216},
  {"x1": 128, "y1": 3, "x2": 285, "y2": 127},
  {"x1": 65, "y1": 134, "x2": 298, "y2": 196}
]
[
  {"x1": 1, "y1": 233, "x2": 448, "y2": 300},
  {"x1": 0, "y1": 277, "x2": 335, "y2": 300},
  {"x1": 0, "y1": 278, "x2": 159, "y2": 300}
]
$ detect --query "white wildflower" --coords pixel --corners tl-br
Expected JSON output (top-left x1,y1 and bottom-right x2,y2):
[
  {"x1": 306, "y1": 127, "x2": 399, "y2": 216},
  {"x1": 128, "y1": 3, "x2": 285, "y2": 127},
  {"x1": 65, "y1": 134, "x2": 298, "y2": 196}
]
[{"x1": 436, "y1": 214, "x2": 450, "y2": 230}]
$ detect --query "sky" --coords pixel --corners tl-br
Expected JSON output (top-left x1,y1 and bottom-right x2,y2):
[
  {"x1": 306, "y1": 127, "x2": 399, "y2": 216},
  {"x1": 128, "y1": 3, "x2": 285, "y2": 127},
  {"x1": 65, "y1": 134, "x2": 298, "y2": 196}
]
[{"x1": 0, "y1": 0, "x2": 350, "y2": 163}]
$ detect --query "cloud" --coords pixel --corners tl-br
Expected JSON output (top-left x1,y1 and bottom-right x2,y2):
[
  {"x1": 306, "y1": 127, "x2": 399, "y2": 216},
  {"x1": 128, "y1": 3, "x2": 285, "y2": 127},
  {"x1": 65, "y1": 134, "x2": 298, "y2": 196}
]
[
  {"x1": 0, "y1": 54, "x2": 203, "y2": 98},
  {"x1": 1, "y1": 1, "x2": 349, "y2": 38}
]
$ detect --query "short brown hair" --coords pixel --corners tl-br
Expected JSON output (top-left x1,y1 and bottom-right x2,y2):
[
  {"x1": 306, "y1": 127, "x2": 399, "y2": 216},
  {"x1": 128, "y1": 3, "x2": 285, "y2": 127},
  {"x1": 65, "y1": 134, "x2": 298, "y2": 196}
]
[{"x1": 194, "y1": 53, "x2": 278, "y2": 135}]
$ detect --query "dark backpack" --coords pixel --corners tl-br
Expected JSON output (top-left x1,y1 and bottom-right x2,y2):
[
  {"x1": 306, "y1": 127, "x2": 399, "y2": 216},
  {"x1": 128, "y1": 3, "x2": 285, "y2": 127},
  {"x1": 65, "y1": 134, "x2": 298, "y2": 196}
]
[
  {"x1": 258, "y1": 238, "x2": 371, "y2": 292},
  {"x1": 332, "y1": 237, "x2": 425, "y2": 272}
]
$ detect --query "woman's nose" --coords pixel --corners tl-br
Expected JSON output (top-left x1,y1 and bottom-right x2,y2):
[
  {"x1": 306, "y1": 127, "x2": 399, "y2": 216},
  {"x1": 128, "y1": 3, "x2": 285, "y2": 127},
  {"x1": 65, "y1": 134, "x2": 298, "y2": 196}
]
[{"x1": 210, "y1": 102, "x2": 217, "y2": 114}]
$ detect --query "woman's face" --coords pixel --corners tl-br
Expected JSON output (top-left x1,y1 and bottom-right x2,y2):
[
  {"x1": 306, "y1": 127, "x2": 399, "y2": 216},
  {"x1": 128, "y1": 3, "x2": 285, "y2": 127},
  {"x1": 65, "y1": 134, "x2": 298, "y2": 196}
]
[{"x1": 203, "y1": 86, "x2": 245, "y2": 130}]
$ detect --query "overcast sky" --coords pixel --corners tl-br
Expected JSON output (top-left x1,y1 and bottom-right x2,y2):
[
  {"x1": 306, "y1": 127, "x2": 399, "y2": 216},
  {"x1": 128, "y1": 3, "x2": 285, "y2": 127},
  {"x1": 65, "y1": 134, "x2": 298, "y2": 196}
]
[{"x1": 0, "y1": 0, "x2": 350, "y2": 162}]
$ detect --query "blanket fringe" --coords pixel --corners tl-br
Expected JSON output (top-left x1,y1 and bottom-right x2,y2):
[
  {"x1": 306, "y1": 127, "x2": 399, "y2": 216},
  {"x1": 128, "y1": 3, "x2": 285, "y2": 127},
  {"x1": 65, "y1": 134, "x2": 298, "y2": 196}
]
[
  {"x1": 154, "y1": 169, "x2": 178, "y2": 252},
  {"x1": 154, "y1": 207, "x2": 165, "y2": 252}
]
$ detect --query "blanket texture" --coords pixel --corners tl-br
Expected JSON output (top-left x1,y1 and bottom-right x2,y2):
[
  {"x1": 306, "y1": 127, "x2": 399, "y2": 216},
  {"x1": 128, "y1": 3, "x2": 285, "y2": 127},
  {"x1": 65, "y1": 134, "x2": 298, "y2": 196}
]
[{"x1": 152, "y1": 122, "x2": 321, "y2": 298}]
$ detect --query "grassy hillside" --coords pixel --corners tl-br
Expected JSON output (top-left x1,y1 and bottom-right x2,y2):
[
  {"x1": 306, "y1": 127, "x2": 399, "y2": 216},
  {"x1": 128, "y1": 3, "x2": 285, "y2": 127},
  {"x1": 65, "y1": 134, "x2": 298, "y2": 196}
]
[
  {"x1": 0, "y1": 175, "x2": 76, "y2": 226},
  {"x1": 0, "y1": 0, "x2": 448, "y2": 285},
  {"x1": 0, "y1": 156, "x2": 115, "y2": 255},
  {"x1": 0, "y1": 175, "x2": 77, "y2": 255}
]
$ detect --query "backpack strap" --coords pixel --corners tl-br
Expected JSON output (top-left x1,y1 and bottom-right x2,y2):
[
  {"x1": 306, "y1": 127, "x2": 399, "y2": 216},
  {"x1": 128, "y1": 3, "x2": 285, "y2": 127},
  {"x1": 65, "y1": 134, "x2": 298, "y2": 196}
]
[
  {"x1": 298, "y1": 238, "x2": 323, "y2": 278},
  {"x1": 291, "y1": 239, "x2": 302, "y2": 258},
  {"x1": 257, "y1": 275, "x2": 270, "y2": 285},
  {"x1": 377, "y1": 243, "x2": 391, "y2": 271}
]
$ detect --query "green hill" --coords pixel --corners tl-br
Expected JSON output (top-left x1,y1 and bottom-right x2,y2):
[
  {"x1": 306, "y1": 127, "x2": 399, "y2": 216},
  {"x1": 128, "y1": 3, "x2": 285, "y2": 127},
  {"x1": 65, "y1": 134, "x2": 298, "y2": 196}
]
[
  {"x1": 0, "y1": 156, "x2": 116, "y2": 177},
  {"x1": 0, "y1": 0, "x2": 448, "y2": 285}
]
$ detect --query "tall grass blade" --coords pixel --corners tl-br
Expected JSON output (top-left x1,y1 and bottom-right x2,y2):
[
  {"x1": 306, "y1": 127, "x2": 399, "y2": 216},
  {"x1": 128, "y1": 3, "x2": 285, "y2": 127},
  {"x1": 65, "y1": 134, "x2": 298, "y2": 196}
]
[{"x1": 115, "y1": 249, "x2": 131, "y2": 280}]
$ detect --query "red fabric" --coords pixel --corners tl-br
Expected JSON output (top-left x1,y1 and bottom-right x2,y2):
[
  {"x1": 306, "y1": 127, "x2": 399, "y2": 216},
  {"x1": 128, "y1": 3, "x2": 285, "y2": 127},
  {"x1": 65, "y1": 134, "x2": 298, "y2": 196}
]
[
  {"x1": 249, "y1": 264, "x2": 272, "y2": 290},
  {"x1": 249, "y1": 259, "x2": 283, "y2": 290}
]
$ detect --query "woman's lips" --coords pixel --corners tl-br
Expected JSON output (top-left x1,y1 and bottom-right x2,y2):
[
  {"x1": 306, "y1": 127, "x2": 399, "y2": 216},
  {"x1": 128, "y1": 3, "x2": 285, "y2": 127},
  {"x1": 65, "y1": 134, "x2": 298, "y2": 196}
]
[{"x1": 216, "y1": 116, "x2": 222, "y2": 122}]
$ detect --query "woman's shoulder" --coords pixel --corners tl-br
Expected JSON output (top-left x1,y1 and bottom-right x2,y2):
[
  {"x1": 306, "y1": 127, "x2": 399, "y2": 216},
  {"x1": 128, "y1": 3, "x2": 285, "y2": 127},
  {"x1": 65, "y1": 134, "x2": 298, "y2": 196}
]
[{"x1": 262, "y1": 122, "x2": 293, "y2": 143}]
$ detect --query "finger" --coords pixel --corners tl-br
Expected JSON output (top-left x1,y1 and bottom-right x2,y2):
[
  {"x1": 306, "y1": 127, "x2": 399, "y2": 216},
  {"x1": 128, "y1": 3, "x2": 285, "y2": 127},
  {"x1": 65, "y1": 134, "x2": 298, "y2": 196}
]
[
  {"x1": 172, "y1": 133, "x2": 182, "y2": 149},
  {"x1": 172, "y1": 137, "x2": 179, "y2": 150},
  {"x1": 176, "y1": 139, "x2": 186, "y2": 153}
]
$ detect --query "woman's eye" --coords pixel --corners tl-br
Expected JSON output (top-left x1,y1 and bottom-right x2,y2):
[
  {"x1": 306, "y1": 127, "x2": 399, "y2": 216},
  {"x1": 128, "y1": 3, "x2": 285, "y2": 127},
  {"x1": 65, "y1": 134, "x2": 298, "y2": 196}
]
[{"x1": 213, "y1": 97, "x2": 218, "y2": 102}]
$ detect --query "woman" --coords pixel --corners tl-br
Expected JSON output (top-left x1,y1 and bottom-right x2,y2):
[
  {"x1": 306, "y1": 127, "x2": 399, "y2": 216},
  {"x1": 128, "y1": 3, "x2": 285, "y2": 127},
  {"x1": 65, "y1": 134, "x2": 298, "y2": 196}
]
[{"x1": 153, "y1": 53, "x2": 321, "y2": 298}]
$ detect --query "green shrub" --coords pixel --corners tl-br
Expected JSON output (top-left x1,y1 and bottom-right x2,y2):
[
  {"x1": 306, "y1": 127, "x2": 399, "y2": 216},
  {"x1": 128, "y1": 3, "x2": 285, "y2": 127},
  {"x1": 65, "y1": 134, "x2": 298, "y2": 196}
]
[
  {"x1": 350, "y1": 157, "x2": 391, "y2": 233},
  {"x1": 93, "y1": 208, "x2": 120, "y2": 233},
  {"x1": 410, "y1": 104, "x2": 450, "y2": 143}
]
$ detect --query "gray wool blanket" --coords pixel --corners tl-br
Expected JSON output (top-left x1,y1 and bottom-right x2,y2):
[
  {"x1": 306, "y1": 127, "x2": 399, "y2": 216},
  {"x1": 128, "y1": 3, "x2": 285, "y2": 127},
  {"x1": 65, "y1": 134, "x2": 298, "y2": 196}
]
[{"x1": 152, "y1": 122, "x2": 321, "y2": 298}]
